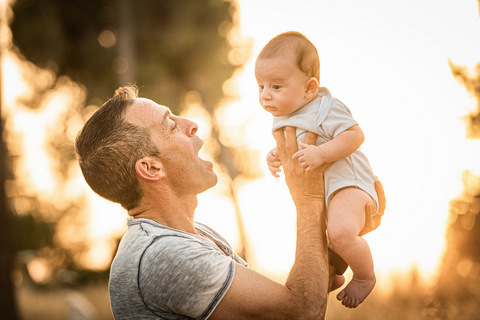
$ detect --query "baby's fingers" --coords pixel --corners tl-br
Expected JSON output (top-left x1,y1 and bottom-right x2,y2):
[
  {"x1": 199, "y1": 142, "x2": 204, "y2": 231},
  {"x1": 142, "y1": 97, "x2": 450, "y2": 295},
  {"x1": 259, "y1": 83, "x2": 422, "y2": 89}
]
[
  {"x1": 267, "y1": 154, "x2": 281, "y2": 163},
  {"x1": 268, "y1": 165, "x2": 281, "y2": 178},
  {"x1": 297, "y1": 140, "x2": 309, "y2": 149},
  {"x1": 292, "y1": 150, "x2": 303, "y2": 160}
]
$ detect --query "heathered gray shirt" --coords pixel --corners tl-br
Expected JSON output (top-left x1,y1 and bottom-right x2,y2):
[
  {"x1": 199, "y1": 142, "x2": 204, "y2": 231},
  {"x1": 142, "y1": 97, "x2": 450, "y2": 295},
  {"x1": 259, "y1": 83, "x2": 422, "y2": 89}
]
[{"x1": 109, "y1": 218, "x2": 248, "y2": 319}]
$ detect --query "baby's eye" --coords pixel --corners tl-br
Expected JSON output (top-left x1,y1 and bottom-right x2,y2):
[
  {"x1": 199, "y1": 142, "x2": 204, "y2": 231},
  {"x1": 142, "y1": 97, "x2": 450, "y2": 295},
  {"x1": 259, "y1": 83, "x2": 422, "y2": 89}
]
[
  {"x1": 258, "y1": 84, "x2": 264, "y2": 90},
  {"x1": 272, "y1": 85, "x2": 281, "y2": 90}
]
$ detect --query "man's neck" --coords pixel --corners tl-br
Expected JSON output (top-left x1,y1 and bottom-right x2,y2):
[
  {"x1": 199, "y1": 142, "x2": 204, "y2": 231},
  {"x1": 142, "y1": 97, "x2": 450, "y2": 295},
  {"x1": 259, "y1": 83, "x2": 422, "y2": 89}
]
[{"x1": 128, "y1": 192, "x2": 199, "y2": 234}]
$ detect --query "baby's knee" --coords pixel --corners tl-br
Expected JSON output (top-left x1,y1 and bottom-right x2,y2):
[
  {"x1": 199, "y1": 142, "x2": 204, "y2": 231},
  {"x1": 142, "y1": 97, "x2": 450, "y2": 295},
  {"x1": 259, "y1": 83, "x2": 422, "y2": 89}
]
[{"x1": 327, "y1": 225, "x2": 355, "y2": 250}]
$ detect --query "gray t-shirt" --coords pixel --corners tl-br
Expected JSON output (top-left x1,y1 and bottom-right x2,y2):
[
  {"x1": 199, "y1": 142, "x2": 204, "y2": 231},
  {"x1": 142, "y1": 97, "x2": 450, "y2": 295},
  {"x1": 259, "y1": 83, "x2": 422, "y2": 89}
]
[{"x1": 109, "y1": 218, "x2": 248, "y2": 319}]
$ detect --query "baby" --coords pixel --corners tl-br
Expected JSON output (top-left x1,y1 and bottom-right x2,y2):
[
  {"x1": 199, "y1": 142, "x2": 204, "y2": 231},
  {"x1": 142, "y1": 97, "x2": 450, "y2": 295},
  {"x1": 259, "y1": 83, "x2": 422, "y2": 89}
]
[{"x1": 256, "y1": 31, "x2": 378, "y2": 308}]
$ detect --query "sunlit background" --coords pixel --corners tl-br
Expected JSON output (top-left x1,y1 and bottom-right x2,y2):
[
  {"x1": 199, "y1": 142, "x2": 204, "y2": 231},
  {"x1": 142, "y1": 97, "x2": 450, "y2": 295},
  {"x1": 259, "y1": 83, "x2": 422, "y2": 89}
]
[
  {"x1": 203, "y1": 0, "x2": 480, "y2": 285},
  {"x1": 2, "y1": 0, "x2": 480, "y2": 319}
]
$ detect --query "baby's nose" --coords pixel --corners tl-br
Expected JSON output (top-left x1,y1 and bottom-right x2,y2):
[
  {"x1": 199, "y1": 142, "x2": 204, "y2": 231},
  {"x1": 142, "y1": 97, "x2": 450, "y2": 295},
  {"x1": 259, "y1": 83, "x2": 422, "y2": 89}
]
[{"x1": 261, "y1": 89, "x2": 271, "y2": 100}]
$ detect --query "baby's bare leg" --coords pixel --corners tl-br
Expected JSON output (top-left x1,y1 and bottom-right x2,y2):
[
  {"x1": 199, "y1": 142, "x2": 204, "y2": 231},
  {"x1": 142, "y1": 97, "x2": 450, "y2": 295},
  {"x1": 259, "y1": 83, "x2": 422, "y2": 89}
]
[{"x1": 327, "y1": 187, "x2": 376, "y2": 308}]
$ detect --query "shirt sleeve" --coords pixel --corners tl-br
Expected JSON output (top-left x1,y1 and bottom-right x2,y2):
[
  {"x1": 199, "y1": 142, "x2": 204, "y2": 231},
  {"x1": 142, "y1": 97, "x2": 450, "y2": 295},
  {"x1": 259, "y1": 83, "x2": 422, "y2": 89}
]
[
  {"x1": 321, "y1": 99, "x2": 358, "y2": 139},
  {"x1": 138, "y1": 235, "x2": 235, "y2": 320}
]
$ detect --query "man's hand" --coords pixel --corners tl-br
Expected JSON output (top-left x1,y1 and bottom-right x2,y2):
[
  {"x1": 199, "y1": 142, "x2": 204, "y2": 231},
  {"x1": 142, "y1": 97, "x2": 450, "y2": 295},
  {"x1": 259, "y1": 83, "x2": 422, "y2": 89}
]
[
  {"x1": 359, "y1": 179, "x2": 386, "y2": 236},
  {"x1": 274, "y1": 127, "x2": 328, "y2": 208}
]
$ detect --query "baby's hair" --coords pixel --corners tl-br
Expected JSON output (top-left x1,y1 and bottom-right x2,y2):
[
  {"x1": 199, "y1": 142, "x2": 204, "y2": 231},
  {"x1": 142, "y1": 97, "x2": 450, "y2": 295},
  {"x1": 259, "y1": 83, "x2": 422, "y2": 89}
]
[{"x1": 257, "y1": 31, "x2": 320, "y2": 81}]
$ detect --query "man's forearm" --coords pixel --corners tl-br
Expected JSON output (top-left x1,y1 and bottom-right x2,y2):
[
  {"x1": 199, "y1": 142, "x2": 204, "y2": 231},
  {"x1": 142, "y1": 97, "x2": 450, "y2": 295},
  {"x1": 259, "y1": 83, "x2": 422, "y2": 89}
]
[
  {"x1": 285, "y1": 204, "x2": 329, "y2": 319},
  {"x1": 274, "y1": 127, "x2": 329, "y2": 319}
]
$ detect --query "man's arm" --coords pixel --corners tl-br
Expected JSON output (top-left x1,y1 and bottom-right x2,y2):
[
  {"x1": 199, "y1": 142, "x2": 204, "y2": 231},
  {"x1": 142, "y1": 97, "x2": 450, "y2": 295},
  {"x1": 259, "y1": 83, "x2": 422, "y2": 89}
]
[
  {"x1": 210, "y1": 127, "x2": 329, "y2": 320},
  {"x1": 278, "y1": 127, "x2": 329, "y2": 317}
]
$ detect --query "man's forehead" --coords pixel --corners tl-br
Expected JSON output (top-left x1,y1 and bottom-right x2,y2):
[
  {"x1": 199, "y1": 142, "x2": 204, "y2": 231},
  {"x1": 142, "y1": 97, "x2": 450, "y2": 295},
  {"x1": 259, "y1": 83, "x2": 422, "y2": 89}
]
[
  {"x1": 134, "y1": 98, "x2": 171, "y2": 113},
  {"x1": 125, "y1": 98, "x2": 172, "y2": 127}
]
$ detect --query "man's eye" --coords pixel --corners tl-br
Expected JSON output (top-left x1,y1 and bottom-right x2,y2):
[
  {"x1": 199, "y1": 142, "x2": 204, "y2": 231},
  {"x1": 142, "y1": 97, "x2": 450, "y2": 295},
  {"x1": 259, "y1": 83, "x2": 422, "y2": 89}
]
[{"x1": 169, "y1": 121, "x2": 178, "y2": 132}]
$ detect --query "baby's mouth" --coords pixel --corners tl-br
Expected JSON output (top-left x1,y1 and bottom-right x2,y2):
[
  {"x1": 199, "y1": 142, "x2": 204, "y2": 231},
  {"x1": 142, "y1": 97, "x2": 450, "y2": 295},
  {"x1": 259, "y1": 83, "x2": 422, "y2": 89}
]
[{"x1": 263, "y1": 105, "x2": 276, "y2": 112}]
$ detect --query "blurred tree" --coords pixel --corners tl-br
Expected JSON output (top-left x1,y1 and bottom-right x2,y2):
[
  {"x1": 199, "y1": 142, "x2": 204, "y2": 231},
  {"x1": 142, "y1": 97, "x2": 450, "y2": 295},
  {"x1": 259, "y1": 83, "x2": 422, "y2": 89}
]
[
  {"x1": 436, "y1": 9, "x2": 480, "y2": 309},
  {"x1": 0, "y1": 1, "x2": 19, "y2": 318},
  {"x1": 0, "y1": 55, "x2": 19, "y2": 320},
  {"x1": 8, "y1": 0, "x2": 253, "y2": 284},
  {"x1": 10, "y1": 0, "x2": 240, "y2": 113}
]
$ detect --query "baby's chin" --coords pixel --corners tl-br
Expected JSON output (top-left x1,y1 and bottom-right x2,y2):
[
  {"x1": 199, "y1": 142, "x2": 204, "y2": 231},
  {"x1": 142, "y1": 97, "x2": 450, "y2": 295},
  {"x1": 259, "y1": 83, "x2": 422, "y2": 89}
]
[{"x1": 267, "y1": 108, "x2": 289, "y2": 117}]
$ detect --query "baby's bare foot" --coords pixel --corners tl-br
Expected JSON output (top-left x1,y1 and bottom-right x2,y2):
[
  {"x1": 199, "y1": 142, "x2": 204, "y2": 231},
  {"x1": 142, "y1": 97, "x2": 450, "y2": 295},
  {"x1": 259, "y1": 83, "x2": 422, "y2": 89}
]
[{"x1": 336, "y1": 275, "x2": 376, "y2": 308}]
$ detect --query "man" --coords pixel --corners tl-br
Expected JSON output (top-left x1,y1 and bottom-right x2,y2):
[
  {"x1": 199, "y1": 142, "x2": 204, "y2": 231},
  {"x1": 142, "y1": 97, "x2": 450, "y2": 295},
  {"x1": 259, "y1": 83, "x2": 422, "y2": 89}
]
[{"x1": 75, "y1": 85, "x2": 384, "y2": 319}]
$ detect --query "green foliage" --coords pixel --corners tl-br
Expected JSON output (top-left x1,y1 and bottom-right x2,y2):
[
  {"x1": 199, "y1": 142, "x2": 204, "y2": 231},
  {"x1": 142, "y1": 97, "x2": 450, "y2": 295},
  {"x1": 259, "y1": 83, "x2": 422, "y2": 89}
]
[
  {"x1": 11, "y1": 0, "x2": 237, "y2": 112},
  {"x1": 11, "y1": 0, "x2": 115, "y2": 103}
]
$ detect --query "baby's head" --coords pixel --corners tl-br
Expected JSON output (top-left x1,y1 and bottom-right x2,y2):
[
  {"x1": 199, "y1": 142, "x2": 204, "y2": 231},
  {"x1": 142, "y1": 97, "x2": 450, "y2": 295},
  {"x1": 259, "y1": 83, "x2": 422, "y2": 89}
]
[
  {"x1": 258, "y1": 31, "x2": 320, "y2": 82},
  {"x1": 255, "y1": 32, "x2": 321, "y2": 117}
]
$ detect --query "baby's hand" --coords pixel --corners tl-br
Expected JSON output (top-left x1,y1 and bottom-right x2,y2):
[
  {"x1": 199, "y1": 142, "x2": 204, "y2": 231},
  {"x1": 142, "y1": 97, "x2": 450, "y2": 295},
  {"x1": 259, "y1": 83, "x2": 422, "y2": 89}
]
[
  {"x1": 266, "y1": 147, "x2": 282, "y2": 178},
  {"x1": 292, "y1": 141, "x2": 326, "y2": 172}
]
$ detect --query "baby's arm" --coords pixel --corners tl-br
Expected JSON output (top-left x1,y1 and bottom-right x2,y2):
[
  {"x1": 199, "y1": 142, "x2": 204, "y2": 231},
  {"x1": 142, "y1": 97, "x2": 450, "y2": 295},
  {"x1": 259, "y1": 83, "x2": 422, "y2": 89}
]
[
  {"x1": 266, "y1": 147, "x2": 282, "y2": 177},
  {"x1": 293, "y1": 125, "x2": 365, "y2": 172}
]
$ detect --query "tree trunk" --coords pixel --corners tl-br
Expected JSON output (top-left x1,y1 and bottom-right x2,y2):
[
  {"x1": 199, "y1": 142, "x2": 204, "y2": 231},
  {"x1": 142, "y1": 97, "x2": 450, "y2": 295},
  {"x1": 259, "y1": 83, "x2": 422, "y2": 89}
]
[
  {"x1": 0, "y1": 2, "x2": 19, "y2": 318},
  {"x1": 0, "y1": 111, "x2": 18, "y2": 320}
]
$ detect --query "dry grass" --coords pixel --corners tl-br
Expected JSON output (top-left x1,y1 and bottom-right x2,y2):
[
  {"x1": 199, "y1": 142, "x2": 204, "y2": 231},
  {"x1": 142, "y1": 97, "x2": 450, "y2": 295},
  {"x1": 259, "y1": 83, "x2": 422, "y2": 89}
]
[
  {"x1": 326, "y1": 274, "x2": 480, "y2": 320},
  {"x1": 16, "y1": 282, "x2": 113, "y2": 320},
  {"x1": 16, "y1": 277, "x2": 479, "y2": 320}
]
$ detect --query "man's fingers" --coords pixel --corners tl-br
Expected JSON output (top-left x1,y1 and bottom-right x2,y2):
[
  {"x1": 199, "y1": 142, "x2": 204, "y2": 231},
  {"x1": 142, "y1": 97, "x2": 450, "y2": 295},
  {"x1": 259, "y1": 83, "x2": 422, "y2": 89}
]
[
  {"x1": 364, "y1": 203, "x2": 373, "y2": 216},
  {"x1": 375, "y1": 179, "x2": 386, "y2": 217},
  {"x1": 305, "y1": 131, "x2": 317, "y2": 145},
  {"x1": 274, "y1": 128, "x2": 287, "y2": 160},
  {"x1": 285, "y1": 126, "x2": 298, "y2": 158},
  {"x1": 274, "y1": 128, "x2": 286, "y2": 147},
  {"x1": 359, "y1": 179, "x2": 386, "y2": 236},
  {"x1": 274, "y1": 127, "x2": 299, "y2": 162}
]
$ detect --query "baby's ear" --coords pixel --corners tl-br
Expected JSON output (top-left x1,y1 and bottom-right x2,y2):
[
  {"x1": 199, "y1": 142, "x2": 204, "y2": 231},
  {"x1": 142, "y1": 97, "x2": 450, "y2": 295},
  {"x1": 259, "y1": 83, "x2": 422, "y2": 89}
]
[
  {"x1": 305, "y1": 77, "x2": 319, "y2": 95},
  {"x1": 135, "y1": 156, "x2": 165, "y2": 181}
]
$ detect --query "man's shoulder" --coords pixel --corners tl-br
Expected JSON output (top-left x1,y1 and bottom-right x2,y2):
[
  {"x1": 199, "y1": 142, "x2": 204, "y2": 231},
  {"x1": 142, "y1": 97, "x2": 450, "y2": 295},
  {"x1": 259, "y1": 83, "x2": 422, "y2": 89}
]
[{"x1": 119, "y1": 219, "x2": 210, "y2": 255}]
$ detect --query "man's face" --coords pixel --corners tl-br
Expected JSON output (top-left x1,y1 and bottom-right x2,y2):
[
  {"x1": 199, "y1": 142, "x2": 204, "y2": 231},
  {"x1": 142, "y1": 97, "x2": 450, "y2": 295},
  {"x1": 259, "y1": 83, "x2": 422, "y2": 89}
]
[
  {"x1": 125, "y1": 98, "x2": 218, "y2": 194},
  {"x1": 255, "y1": 55, "x2": 310, "y2": 117}
]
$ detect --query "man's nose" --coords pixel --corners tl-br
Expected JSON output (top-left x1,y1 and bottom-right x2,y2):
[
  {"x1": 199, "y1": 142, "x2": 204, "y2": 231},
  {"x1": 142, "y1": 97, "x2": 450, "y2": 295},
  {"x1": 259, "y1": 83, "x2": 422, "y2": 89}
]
[{"x1": 181, "y1": 117, "x2": 198, "y2": 137}]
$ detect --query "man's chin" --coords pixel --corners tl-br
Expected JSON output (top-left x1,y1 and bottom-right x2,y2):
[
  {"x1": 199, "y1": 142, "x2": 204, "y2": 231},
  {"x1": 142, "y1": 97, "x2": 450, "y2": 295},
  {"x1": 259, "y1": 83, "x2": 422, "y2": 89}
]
[
  {"x1": 209, "y1": 173, "x2": 219, "y2": 188},
  {"x1": 199, "y1": 174, "x2": 218, "y2": 194}
]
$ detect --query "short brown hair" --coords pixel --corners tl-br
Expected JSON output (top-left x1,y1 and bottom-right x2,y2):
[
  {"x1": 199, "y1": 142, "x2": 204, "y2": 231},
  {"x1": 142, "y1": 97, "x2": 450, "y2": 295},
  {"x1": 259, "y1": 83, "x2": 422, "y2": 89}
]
[
  {"x1": 75, "y1": 85, "x2": 160, "y2": 210},
  {"x1": 257, "y1": 31, "x2": 320, "y2": 81}
]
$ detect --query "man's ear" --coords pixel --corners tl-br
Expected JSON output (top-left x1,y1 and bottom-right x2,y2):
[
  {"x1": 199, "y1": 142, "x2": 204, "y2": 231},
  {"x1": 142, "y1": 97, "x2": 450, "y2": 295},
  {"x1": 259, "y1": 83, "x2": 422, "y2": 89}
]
[
  {"x1": 135, "y1": 156, "x2": 165, "y2": 181},
  {"x1": 305, "y1": 77, "x2": 319, "y2": 96}
]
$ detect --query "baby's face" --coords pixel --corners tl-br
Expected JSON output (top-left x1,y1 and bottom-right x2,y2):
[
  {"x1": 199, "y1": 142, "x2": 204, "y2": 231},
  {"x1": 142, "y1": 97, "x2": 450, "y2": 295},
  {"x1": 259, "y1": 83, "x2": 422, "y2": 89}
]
[{"x1": 255, "y1": 55, "x2": 310, "y2": 117}]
